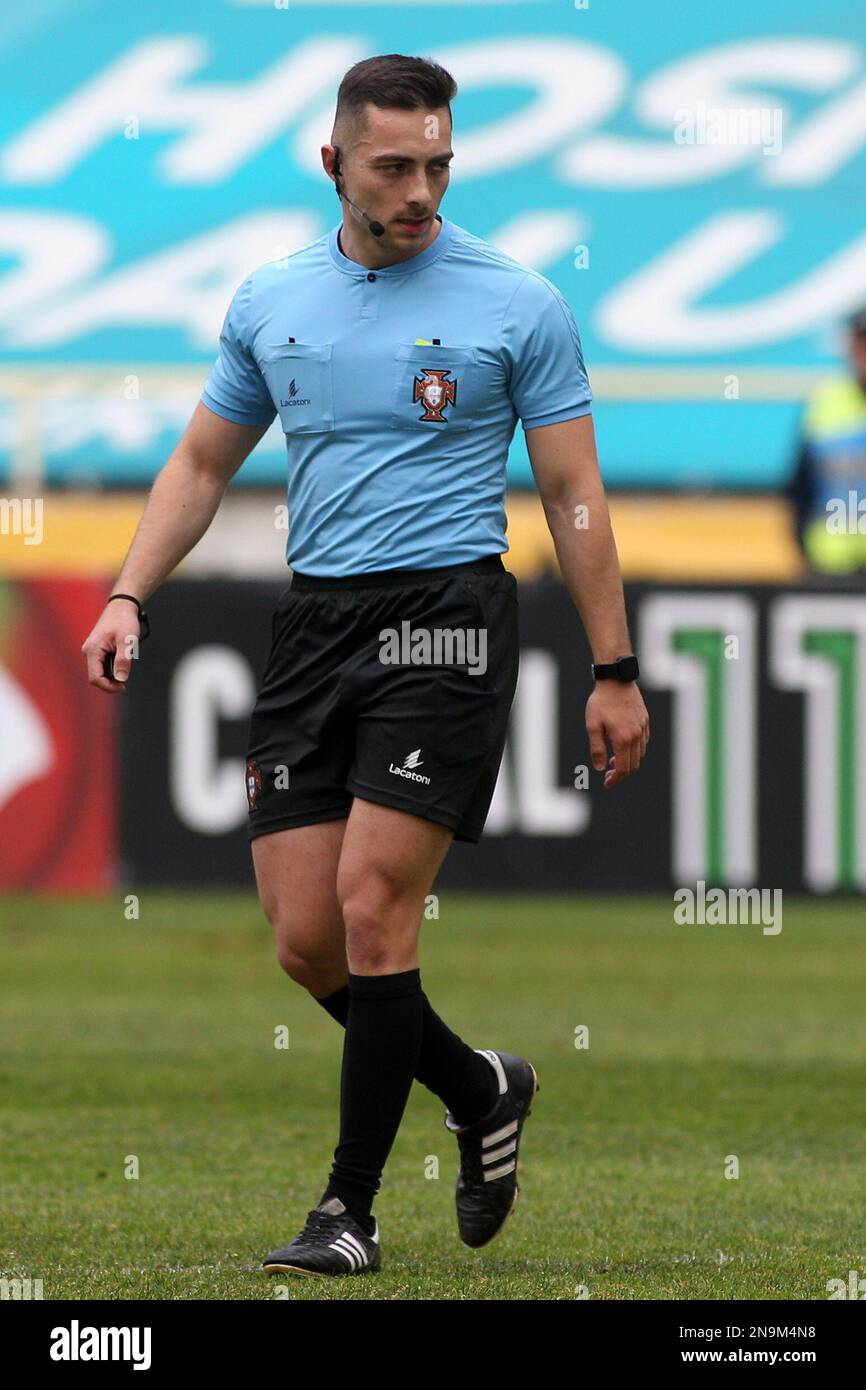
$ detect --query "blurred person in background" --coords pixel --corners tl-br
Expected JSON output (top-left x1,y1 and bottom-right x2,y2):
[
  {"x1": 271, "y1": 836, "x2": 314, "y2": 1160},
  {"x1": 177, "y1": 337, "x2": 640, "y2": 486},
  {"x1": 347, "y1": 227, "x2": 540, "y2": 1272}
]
[{"x1": 788, "y1": 308, "x2": 866, "y2": 575}]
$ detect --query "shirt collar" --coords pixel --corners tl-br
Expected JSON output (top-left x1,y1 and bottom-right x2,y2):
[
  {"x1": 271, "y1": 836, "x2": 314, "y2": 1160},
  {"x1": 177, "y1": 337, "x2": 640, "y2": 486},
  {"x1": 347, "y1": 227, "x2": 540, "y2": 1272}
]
[{"x1": 328, "y1": 214, "x2": 453, "y2": 277}]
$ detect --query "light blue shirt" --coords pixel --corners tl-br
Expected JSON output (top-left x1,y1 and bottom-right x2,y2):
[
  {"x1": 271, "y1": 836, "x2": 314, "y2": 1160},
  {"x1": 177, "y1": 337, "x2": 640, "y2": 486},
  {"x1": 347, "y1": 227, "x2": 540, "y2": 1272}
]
[{"x1": 201, "y1": 214, "x2": 592, "y2": 576}]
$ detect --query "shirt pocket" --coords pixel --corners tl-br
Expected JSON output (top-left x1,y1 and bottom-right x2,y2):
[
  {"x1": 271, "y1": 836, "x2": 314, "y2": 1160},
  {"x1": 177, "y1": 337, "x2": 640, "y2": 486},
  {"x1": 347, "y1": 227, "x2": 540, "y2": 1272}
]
[
  {"x1": 258, "y1": 342, "x2": 335, "y2": 434},
  {"x1": 389, "y1": 343, "x2": 480, "y2": 432}
]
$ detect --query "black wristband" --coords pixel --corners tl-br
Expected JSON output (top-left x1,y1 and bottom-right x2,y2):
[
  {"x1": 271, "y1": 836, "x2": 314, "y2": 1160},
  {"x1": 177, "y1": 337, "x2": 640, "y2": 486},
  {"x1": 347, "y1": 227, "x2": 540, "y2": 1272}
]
[
  {"x1": 107, "y1": 593, "x2": 150, "y2": 640},
  {"x1": 591, "y1": 654, "x2": 639, "y2": 682}
]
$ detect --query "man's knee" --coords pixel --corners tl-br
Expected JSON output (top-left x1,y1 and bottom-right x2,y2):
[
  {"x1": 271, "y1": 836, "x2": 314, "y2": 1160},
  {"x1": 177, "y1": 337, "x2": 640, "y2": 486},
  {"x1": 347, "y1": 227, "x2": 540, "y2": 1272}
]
[
  {"x1": 338, "y1": 871, "x2": 414, "y2": 970},
  {"x1": 269, "y1": 917, "x2": 345, "y2": 992},
  {"x1": 274, "y1": 936, "x2": 312, "y2": 984}
]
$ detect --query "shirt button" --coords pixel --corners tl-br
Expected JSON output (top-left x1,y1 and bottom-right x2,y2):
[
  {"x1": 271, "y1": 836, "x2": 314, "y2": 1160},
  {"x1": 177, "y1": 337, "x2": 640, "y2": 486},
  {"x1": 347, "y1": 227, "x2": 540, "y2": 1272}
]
[{"x1": 367, "y1": 272, "x2": 376, "y2": 282}]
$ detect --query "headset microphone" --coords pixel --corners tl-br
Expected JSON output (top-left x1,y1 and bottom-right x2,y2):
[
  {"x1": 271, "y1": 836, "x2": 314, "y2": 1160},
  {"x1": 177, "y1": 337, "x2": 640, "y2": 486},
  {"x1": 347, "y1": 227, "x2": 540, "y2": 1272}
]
[
  {"x1": 345, "y1": 194, "x2": 385, "y2": 239},
  {"x1": 332, "y1": 146, "x2": 385, "y2": 238}
]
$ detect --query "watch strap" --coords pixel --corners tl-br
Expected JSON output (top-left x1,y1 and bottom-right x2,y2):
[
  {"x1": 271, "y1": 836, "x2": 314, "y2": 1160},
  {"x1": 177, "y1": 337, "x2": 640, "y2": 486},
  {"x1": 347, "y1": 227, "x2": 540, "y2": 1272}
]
[{"x1": 592, "y1": 654, "x2": 639, "y2": 682}]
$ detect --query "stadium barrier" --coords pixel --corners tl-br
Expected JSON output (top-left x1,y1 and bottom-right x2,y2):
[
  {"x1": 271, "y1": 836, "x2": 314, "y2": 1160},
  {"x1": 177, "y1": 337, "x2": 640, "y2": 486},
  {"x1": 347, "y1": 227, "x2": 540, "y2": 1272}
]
[{"x1": 4, "y1": 575, "x2": 866, "y2": 894}]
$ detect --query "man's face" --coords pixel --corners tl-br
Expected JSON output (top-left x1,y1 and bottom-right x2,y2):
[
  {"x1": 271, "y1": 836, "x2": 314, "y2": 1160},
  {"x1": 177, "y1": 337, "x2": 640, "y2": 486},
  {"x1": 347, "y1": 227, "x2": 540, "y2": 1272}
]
[{"x1": 331, "y1": 104, "x2": 453, "y2": 247}]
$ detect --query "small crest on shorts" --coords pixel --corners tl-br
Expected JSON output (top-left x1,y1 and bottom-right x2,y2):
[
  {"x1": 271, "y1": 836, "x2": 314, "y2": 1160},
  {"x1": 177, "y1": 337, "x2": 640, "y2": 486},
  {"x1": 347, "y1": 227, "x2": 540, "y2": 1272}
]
[{"x1": 246, "y1": 757, "x2": 263, "y2": 811}]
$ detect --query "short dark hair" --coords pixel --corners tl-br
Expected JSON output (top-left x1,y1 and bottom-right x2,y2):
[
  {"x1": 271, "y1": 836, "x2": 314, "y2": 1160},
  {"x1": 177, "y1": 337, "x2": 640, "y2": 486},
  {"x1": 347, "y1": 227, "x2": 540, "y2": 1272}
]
[{"x1": 333, "y1": 54, "x2": 457, "y2": 146}]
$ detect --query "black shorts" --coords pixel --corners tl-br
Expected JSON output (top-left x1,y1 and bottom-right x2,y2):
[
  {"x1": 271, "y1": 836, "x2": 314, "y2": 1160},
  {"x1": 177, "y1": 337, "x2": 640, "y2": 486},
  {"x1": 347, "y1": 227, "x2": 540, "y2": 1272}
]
[{"x1": 245, "y1": 554, "x2": 519, "y2": 843}]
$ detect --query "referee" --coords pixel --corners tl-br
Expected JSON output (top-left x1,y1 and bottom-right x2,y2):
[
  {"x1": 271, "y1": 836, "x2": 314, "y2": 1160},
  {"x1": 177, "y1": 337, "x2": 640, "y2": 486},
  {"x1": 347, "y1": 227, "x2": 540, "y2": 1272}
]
[{"x1": 82, "y1": 53, "x2": 649, "y2": 1277}]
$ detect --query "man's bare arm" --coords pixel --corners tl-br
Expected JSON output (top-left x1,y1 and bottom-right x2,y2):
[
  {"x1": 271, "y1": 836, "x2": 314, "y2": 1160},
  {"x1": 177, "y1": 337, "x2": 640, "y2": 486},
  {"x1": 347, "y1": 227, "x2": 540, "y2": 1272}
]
[
  {"x1": 81, "y1": 402, "x2": 272, "y2": 692},
  {"x1": 525, "y1": 413, "x2": 649, "y2": 786}
]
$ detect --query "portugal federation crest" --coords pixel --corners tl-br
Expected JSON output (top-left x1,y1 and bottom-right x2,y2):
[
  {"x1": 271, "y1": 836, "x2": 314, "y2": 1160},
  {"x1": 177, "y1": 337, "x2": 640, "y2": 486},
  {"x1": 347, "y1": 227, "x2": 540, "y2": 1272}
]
[{"x1": 412, "y1": 367, "x2": 457, "y2": 422}]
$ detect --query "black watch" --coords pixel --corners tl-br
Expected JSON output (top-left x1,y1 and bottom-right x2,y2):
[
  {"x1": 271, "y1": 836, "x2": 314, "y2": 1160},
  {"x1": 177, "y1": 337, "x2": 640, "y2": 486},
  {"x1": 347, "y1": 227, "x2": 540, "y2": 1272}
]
[{"x1": 591, "y1": 654, "x2": 639, "y2": 682}]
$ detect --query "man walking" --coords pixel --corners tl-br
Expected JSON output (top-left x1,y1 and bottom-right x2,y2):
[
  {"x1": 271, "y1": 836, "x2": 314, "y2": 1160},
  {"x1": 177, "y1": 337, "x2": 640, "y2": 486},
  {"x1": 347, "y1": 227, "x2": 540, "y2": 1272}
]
[{"x1": 82, "y1": 53, "x2": 648, "y2": 1277}]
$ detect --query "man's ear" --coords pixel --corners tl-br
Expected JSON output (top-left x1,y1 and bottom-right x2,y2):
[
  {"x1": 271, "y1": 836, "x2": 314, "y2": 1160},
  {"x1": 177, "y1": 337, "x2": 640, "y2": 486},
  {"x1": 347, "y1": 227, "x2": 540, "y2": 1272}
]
[{"x1": 329, "y1": 146, "x2": 343, "y2": 196}]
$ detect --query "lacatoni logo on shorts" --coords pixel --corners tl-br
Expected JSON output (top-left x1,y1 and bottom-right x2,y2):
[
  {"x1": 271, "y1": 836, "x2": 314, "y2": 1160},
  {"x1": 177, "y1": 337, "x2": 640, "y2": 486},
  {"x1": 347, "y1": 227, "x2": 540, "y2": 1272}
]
[
  {"x1": 378, "y1": 621, "x2": 487, "y2": 675},
  {"x1": 49, "y1": 1320, "x2": 152, "y2": 1371},
  {"x1": 389, "y1": 749, "x2": 431, "y2": 786}
]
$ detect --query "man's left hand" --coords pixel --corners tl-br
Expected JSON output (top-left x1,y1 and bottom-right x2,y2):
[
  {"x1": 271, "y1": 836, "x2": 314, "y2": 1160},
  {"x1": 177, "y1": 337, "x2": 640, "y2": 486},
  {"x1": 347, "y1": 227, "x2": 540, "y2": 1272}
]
[{"x1": 585, "y1": 682, "x2": 650, "y2": 788}]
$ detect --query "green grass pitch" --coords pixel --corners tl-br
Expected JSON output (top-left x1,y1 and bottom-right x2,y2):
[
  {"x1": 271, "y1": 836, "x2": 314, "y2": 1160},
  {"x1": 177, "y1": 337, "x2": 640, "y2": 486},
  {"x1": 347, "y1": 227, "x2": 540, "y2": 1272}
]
[{"x1": 1, "y1": 892, "x2": 865, "y2": 1301}]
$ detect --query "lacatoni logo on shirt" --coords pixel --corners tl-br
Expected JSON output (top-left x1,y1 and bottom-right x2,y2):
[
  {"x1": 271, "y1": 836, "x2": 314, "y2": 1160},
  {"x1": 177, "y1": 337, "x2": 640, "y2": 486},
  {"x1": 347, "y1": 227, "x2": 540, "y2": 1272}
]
[
  {"x1": 412, "y1": 368, "x2": 457, "y2": 422},
  {"x1": 389, "y1": 749, "x2": 431, "y2": 786},
  {"x1": 280, "y1": 377, "x2": 311, "y2": 408}
]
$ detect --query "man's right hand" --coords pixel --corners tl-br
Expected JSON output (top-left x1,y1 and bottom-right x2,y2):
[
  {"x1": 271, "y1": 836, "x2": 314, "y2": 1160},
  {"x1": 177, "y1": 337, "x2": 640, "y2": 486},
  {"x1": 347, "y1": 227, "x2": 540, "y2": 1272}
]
[{"x1": 81, "y1": 598, "x2": 142, "y2": 693}]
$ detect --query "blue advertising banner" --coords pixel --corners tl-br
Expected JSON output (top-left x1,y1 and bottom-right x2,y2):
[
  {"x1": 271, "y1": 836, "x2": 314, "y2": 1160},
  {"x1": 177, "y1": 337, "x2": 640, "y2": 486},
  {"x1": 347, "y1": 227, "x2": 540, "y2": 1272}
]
[{"x1": 1, "y1": 1, "x2": 865, "y2": 487}]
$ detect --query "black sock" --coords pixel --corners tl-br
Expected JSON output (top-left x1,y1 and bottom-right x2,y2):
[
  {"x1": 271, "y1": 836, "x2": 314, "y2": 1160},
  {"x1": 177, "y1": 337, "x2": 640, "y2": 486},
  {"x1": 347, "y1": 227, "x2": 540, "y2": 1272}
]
[
  {"x1": 316, "y1": 984, "x2": 349, "y2": 1024},
  {"x1": 315, "y1": 983, "x2": 497, "y2": 1126},
  {"x1": 322, "y1": 968, "x2": 424, "y2": 1223},
  {"x1": 416, "y1": 1008, "x2": 498, "y2": 1125}
]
